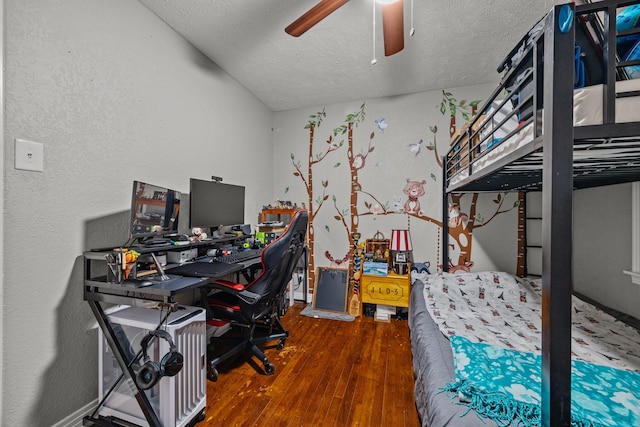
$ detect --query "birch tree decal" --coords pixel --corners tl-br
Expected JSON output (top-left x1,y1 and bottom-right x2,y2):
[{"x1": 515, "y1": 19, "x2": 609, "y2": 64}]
[
  {"x1": 327, "y1": 104, "x2": 368, "y2": 264},
  {"x1": 290, "y1": 107, "x2": 346, "y2": 290}
]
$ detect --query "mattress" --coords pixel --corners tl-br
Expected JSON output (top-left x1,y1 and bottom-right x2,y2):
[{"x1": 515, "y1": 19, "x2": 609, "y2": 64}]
[
  {"x1": 409, "y1": 273, "x2": 640, "y2": 426},
  {"x1": 449, "y1": 79, "x2": 640, "y2": 186},
  {"x1": 408, "y1": 281, "x2": 488, "y2": 427},
  {"x1": 421, "y1": 271, "x2": 640, "y2": 372}
]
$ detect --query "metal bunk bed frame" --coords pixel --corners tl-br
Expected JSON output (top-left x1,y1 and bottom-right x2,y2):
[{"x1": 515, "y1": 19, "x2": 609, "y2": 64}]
[{"x1": 442, "y1": 1, "x2": 640, "y2": 425}]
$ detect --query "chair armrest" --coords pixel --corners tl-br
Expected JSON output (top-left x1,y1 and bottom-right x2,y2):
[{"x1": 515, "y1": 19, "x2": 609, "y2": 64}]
[
  {"x1": 236, "y1": 290, "x2": 261, "y2": 304},
  {"x1": 207, "y1": 280, "x2": 261, "y2": 304},
  {"x1": 210, "y1": 280, "x2": 245, "y2": 292}
]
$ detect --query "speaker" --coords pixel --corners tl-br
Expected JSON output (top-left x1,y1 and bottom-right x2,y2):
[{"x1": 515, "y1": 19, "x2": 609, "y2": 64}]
[{"x1": 136, "y1": 329, "x2": 184, "y2": 390}]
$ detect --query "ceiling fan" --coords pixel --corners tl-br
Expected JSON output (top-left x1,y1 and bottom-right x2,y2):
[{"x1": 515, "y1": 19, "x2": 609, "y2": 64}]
[{"x1": 285, "y1": 0, "x2": 405, "y2": 57}]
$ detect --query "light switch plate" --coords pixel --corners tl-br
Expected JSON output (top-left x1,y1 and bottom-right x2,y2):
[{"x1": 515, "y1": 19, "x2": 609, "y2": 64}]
[{"x1": 15, "y1": 138, "x2": 44, "y2": 172}]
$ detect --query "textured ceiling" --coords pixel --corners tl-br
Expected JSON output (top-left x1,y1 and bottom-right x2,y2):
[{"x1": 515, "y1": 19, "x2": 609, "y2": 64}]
[{"x1": 138, "y1": 0, "x2": 560, "y2": 112}]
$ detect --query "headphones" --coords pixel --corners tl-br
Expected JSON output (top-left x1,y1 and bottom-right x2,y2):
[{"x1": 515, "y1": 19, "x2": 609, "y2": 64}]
[{"x1": 135, "y1": 329, "x2": 184, "y2": 390}]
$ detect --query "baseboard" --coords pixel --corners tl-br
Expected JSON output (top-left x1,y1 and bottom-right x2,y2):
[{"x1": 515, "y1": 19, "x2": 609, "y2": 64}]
[{"x1": 51, "y1": 400, "x2": 97, "y2": 427}]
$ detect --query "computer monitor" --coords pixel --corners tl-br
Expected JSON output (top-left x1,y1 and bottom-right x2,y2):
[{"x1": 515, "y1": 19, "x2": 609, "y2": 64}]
[
  {"x1": 129, "y1": 181, "x2": 181, "y2": 240},
  {"x1": 189, "y1": 178, "x2": 245, "y2": 231}
]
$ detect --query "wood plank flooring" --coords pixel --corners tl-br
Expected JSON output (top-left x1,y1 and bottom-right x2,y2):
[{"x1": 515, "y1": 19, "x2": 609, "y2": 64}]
[{"x1": 200, "y1": 303, "x2": 421, "y2": 427}]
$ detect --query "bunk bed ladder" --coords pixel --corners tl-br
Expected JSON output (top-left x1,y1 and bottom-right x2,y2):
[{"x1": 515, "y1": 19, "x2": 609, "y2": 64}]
[{"x1": 523, "y1": 192, "x2": 543, "y2": 278}]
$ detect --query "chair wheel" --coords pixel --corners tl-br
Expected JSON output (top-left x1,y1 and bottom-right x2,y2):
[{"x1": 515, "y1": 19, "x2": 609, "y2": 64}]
[
  {"x1": 207, "y1": 367, "x2": 219, "y2": 382},
  {"x1": 264, "y1": 362, "x2": 275, "y2": 375},
  {"x1": 277, "y1": 339, "x2": 286, "y2": 350},
  {"x1": 187, "y1": 409, "x2": 206, "y2": 426}
]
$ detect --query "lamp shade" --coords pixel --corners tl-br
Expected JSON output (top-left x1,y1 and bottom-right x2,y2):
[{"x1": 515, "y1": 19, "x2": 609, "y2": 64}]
[{"x1": 390, "y1": 229, "x2": 412, "y2": 252}]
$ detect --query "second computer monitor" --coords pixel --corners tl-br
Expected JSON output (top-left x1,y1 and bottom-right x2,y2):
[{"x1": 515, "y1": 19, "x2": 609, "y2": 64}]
[
  {"x1": 130, "y1": 180, "x2": 181, "y2": 240},
  {"x1": 189, "y1": 178, "x2": 245, "y2": 231}
]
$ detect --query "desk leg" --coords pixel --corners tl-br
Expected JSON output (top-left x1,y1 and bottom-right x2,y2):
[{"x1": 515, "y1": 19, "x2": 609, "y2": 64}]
[
  {"x1": 87, "y1": 301, "x2": 163, "y2": 427},
  {"x1": 241, "y1": 264, "x2": 260, "y2": 283}
]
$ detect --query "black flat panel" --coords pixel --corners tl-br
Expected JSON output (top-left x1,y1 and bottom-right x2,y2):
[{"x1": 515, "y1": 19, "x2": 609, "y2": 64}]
[
  {"x1": 166, "y1": 261, "x2": 240, "y2": 278},
  {"x1": 312, "y1": 268, "x2": 349, "y2": 313}
]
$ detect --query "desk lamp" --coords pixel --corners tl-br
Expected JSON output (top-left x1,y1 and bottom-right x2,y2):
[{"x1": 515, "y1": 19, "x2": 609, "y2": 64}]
[{"x1": 389, "y1": 229, "x2": 412, "y2": 274}]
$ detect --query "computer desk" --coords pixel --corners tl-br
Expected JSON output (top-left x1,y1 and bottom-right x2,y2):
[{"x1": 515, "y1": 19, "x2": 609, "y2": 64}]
[{"x1": 83, "y1": 240, "x2": 262, "y2": 427}]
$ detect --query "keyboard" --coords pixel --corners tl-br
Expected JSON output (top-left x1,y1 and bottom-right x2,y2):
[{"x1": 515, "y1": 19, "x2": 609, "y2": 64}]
[
  {"x1": 216, "y1": 248, "x2": 262, "y2": 264},
  {"x1": 166, "y1": 261, "x2": 239, "y2": 278}
]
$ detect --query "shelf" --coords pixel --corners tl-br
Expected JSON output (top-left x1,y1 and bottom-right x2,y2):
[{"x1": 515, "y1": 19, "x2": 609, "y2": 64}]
[{"x1": 261, "y1": 208, "x2": 296, "y2": 223}]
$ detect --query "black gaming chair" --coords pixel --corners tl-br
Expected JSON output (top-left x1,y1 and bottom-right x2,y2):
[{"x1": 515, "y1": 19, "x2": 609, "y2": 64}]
[{"x1": 201, "y1": 210, "x2": 308, "y2": 381}]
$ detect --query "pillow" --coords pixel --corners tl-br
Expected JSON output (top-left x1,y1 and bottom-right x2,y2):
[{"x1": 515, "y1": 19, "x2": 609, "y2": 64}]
[
  {"x1": 617, "y1": 4, "x2": 640, "y2": 31},
  {"x1": 624, "y1": 39, "x2": 640, "y2": 80},
  {"x1": 617, "y1": 5, "x2": 640, "y2": 59}
]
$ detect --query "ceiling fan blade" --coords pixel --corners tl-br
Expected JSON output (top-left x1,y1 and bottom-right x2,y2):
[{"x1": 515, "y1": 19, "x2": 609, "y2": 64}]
[
  {"x1": 382, "y1": 0, "x2": 404, "y2": 56},
  {"x1": 285, "y1": 0, "x2": 350, "y2": 37}
]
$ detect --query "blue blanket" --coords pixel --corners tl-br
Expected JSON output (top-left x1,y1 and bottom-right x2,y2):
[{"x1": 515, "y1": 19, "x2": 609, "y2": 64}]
[{"x1": 442, "y1": 335, "x2": 640, "y2": 427}]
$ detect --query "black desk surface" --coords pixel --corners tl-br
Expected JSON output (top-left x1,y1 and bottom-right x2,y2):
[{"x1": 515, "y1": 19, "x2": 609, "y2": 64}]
[
  {"x1": 84, "y1": 234, "x2": 263, "y2": 303},
  {"x1": 165, "y1": 260, "x2": 242, "y2": 278},
  {"x1": 85, "y1": 274, "x2": 209, "y2": 298},
  {"x1": 85, "y1": 256, "x2": 261, "y2": 300},
  {"x1": 88, "y1": 234, "x2": 245, "y2": 255},
  {"x1": 129, "y1": 235, "x2": 243, "y2": 254}
]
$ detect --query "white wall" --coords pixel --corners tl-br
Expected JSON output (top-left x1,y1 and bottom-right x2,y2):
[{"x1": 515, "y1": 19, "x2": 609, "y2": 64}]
[
  {"x1": 574, "y1": 183, "x2": 640, "y2": 319},
  {"x1": 3, "y1": 1, "x2": 273, "y2": 425},
  {"x1": 7, "y1": 2, "x2": 636, "y2": 425},
  {"x1": 0, "y1": 0, "x2": 5, "y2": 422}
]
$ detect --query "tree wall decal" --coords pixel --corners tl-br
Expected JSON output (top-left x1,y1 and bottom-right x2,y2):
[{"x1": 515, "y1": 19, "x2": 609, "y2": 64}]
[
  {"x1": 290, "y1": 106, "x2": 357, "y2": 290},
  {"x1": 436, "y1": 90, "x2": 520, "y2": 269},
  {"x1": 290, "y1": 91, "x2": 523, "y2": 292}
]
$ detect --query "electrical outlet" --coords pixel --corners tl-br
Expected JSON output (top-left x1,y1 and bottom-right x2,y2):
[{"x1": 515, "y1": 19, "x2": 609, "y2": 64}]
[{"x1": 15, "y1": 138, "x2": 44, "y2": 172}]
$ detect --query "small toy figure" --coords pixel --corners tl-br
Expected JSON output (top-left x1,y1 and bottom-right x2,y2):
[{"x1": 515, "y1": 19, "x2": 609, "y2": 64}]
[
  {"x1": 190, "y1": 227, "x2": 207, "y2": 242},
  {"x1": 411, "y1": 261, "x2": 431, "y2": 274}
]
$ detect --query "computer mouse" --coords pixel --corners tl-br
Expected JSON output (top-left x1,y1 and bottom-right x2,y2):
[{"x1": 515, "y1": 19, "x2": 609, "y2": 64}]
[{"x1": 138, "y1": 280, "x2": 155, "y2": 287}]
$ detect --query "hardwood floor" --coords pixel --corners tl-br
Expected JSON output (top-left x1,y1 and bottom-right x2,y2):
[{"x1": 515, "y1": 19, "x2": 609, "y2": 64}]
[{"x1": 200, "y1": 302, "x2": 421, "y2": 427}]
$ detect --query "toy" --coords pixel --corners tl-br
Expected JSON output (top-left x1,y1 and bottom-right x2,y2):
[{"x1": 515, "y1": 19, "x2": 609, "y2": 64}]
[
  {"x1": 411, "y1": 261, "x2": 431, "y2": 275},
  {"x1": 190, "y1": 227, "x2": 207, "y2": 242},
  {"x1": 349, "y1": 234, "x2": 365, "y2": 317}
]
